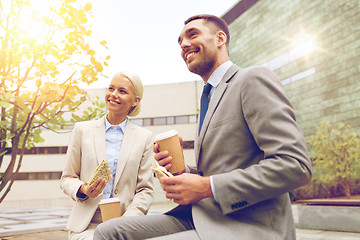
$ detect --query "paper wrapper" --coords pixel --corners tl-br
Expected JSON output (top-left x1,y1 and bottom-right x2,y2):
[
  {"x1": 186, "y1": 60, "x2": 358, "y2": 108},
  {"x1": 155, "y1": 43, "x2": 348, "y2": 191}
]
[{"x1": 152, "y1": 161, "x2": 173, "y2": 180}]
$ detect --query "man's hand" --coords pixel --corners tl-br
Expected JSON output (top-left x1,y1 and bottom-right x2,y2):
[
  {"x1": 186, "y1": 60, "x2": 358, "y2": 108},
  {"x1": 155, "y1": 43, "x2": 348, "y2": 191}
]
[
  {"x1": 79, "y1": 177, "x2": 107, "y2": 198},
  {"x1": 153, "y1": 136, "x2": 183, "y2": 173},
  {"x1": 160, "y1": 173, "x2": 213, "y2": 205}
]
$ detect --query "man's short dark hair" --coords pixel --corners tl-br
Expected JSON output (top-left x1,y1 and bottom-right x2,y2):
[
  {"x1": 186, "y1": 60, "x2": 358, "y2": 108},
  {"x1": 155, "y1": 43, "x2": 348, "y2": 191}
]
[{"x1": 184, "y1": 14, "x2": 230, "y2": 46}]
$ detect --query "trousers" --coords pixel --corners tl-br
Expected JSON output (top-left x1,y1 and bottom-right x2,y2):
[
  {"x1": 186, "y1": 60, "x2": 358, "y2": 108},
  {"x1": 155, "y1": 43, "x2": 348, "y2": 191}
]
[{"x1": 93, "y1": 205, "x2": 200, "y2": 240}]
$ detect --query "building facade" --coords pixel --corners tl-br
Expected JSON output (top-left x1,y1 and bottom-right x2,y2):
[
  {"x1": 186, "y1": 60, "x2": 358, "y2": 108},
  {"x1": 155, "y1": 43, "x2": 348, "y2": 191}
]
[{"x1": 223, "y1": 0, "x2": 360, "y2": 137}]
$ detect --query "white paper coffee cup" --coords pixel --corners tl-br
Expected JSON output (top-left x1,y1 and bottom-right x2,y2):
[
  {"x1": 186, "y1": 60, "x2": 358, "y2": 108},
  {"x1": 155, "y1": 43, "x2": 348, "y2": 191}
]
[
  {"x1": 154, "y1": 130, "x2": 185, "y2": 174},
  {"x1": 99, "y1": 198, "x2": 121, "y2": 222}
]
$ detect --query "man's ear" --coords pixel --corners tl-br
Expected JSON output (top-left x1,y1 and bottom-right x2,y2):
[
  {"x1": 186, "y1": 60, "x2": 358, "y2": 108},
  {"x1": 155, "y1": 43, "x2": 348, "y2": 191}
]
[{"x1": 216, "y1": 31, "x2": 227, "y2": 47}]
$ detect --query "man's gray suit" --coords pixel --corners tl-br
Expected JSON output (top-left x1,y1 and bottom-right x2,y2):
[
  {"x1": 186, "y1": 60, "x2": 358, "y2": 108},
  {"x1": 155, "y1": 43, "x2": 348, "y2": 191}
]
[{"x1": 188, "y1": 64, "x2": 311, "y2": 240}]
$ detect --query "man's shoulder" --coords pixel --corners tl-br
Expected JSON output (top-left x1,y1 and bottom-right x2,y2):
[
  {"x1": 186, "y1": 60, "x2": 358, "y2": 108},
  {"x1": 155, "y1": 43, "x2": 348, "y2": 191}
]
[
  {"x1": 233, "y1": 65, "x2": 278, "y2": 84},
  {"x1": 238, "y1": 65, "x2": 273, "y2": 75}
]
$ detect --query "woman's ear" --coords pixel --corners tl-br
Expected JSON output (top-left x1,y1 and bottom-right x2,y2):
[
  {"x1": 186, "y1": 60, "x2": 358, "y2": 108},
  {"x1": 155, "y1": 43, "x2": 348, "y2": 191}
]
[{"x1": 132, "y1": 96, "x2": 141, "y2": 107}]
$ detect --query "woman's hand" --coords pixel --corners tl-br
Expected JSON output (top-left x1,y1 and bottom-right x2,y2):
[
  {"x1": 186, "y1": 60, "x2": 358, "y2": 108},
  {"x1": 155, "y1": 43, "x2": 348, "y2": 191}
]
[{"x1": 79, "y1": 178, "x2": 107, "y2": 198}]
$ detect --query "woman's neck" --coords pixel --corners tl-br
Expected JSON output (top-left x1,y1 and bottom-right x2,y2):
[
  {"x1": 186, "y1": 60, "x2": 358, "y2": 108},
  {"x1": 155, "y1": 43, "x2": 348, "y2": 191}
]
[{"x1": 106, "y1": 113, "x2": 126, "y2": 125}]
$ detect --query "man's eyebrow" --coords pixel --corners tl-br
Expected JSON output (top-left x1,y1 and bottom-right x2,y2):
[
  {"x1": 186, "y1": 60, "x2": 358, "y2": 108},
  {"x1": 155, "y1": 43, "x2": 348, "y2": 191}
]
[{"x1": 178, "y1": 28, "x2": 197, "y2": 44}]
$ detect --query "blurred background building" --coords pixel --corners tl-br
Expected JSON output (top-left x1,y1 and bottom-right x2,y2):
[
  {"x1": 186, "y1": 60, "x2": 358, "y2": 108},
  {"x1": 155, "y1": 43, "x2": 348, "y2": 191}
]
[
  {"x1": 1, "y1": 0, "x2": 359, "y2": 209},
  {"x1": 223, "y1": 0, "x2": 360, "y2": 136}
]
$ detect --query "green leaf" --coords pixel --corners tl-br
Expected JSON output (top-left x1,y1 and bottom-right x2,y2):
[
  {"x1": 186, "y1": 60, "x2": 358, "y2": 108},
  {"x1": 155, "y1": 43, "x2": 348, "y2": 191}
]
[
  {"x1": 0, "y1": 0, "x2": 110, "y2": 202},
  {"x1": 0, "y1": 101, "x2": 10, "y2": 108}
]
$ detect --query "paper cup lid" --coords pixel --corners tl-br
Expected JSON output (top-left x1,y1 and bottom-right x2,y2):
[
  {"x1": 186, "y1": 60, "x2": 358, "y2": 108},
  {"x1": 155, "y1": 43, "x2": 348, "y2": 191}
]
[
  {"x1": 154, "y1": 129, "x2": 178, "y2": 142},
  {"x1": 100, "y1": 197, "x2": 120, "y2": 204}
]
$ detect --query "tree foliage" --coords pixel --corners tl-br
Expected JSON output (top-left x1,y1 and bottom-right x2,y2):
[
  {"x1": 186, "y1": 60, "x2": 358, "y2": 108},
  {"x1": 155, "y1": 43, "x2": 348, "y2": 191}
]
[
  {"x1": 308, "y1": 121, "x2": 360, "y2": 198},
  {"x1": 0, "y1": 0, "x2": 109, "y2": 202}
]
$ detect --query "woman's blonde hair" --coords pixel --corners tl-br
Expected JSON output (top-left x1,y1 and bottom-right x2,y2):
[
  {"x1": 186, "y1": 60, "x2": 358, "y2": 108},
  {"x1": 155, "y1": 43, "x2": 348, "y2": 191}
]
[{"x1": 115, "y1": 71, "x2": 144, "y2": 117}]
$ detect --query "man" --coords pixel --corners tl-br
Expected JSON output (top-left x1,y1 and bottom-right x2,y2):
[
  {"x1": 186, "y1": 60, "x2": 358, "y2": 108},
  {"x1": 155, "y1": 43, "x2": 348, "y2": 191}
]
[{"x1": 94, "y1": 14, "x2": 312, "y2": 240}]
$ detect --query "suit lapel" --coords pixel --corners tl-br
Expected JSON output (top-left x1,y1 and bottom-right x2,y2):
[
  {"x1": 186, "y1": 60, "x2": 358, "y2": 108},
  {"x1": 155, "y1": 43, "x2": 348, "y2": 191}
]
[
  {"x1": 196, "y1": 82, "x2": 227, "y2": 164},
  {"x1": 114, "y1": 120, "x2": 136, "y2": 185},
  {"x1": 93, "y1": 117, "x2": 106, "y2": 165},
  {"x1": 196, "y1": 65, "x2": 240, "y2": 164}
]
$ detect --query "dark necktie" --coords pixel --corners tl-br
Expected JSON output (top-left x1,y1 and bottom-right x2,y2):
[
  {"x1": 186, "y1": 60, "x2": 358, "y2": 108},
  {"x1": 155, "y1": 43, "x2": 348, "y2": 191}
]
[{"x1": 199, "y1": 83, "x2": 212, "y2": 134}]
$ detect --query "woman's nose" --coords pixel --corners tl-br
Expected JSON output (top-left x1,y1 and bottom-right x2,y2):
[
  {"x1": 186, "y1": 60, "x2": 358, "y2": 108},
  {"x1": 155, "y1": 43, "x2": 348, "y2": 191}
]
[{"x1": 110, "y1": 89, "x2": 118, "y2": 96}]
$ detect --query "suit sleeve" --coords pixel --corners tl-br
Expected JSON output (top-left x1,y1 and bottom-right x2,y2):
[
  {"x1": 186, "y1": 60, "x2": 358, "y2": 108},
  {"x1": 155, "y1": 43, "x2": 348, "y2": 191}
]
[
  {"x1": 60, "y1": 123, "x2": 86, "y2": 202},
  {"x1": 213, "y1": 67, "x2": 312, "y2": 215}
]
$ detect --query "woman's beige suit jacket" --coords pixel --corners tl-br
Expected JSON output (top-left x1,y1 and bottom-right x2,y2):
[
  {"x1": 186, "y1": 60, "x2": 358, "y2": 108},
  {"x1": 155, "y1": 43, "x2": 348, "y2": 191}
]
[{"x1": 60, "y1": 117, "x2": 154, "y2": 233}]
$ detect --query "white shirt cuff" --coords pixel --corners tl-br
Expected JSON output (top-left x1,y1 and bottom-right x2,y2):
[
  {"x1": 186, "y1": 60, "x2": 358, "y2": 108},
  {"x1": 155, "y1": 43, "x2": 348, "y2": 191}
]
[{"x1": 210, "y1": 175, "x2": 219, "y2": 202}]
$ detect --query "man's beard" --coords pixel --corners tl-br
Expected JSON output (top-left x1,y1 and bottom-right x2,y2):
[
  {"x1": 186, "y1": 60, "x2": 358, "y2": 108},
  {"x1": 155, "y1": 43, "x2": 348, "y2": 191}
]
[{"x1": 188, "y1": 55, "x2": 216, "y2": 77}]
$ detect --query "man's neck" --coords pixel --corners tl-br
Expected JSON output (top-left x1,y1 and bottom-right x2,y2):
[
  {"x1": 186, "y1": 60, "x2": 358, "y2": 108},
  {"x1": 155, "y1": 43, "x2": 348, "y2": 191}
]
[{"x1": 201, "y1": 58, "x2": 230, "y2": 83}]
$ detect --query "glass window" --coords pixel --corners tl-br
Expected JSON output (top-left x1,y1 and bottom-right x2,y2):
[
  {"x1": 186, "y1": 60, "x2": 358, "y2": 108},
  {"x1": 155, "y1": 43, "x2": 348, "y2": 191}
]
[
  {"x1": 127, "y1": 115, "x2": 199, "y2": 126},
  {"x1": 130, "y1": 118, "x2": 143, "y2": 126},
  {"x1": 153, "y1": 117, "x2": 167, "y2": 125},
  {"x1": 175, "y1": 116, "x2": 188, "y2": 124},
  {"x1": 143, "y1": 118, "x2": 152, "y2": 126},
  {"x1": 167, "y1": 117, "x2": 175, "y2": 124},
  {"x1": 189, "y1": 115, "x2": 197, "y2": 123}
]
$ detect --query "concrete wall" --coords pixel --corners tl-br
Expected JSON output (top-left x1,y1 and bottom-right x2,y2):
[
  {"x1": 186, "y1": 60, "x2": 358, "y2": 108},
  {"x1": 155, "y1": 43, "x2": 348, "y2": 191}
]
[
  {"x1": 227, "y1": 0, "x2": 360, "y2": 137},
  {"x1": 138, "y1": 81, "x2": 203, "y2": 118}
]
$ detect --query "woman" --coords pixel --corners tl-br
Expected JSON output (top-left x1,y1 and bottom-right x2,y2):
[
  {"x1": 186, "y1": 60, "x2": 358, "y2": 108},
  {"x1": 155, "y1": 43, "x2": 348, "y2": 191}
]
[{"x1": 60, "y1": 72, "x2": 154, "y2": 240}]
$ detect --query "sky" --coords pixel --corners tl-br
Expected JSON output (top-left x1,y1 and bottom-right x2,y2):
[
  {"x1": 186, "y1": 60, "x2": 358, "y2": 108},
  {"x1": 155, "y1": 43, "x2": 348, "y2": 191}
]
[{"x1": 89, "y1": 0, "x2": 240, "y2": 87}]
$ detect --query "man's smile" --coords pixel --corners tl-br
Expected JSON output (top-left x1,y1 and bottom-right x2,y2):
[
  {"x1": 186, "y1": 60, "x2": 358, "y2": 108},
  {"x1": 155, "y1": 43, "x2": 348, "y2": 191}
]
[{"x1": 184, "y1": 48, "x2": 200, "y2": 62}]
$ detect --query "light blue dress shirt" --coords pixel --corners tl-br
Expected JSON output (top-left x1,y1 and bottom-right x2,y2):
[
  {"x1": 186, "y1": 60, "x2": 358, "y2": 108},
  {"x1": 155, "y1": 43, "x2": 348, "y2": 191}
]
[
  {"x1": 102, "y1": 117, "x2": 127, "y2": 199},
  {"x1": 206, "y1": 60, "x2": 233, "y2": 100}
]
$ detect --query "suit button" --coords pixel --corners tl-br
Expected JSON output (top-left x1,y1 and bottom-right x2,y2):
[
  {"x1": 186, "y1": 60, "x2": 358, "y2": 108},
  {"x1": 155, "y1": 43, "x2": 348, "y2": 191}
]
[
  {"x1": 241, "y1": 201, "x2": 248, "y2": 207},
  {"x1": 231, "y1": 201, "x2": 248, "y2": 209},
  {"x1": 199, "y1": 171, "x2": 204, "y2": 176},
  {"x1": 114, "y1": 189, "x2": 118, "y2": 195}
]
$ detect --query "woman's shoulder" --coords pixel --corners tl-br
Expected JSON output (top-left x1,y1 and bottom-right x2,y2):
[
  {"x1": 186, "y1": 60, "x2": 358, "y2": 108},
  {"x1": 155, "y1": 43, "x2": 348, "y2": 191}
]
[{"x1": 73, "y1": 118, "x2": 103, "y2": 130}]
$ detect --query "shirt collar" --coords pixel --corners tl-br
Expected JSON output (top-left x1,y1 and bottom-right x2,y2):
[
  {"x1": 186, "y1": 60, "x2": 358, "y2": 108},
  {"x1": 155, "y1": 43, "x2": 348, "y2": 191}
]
[
  {"x1": 207, "y1": 60, "x2": 233, "y2": 88},
  {"x1": 105, "y1": 116, "x2": 127, "y2": 132}
]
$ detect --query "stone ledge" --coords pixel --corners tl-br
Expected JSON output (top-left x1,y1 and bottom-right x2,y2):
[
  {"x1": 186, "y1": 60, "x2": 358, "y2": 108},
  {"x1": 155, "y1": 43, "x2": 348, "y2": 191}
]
[
  {"x1": 0, "y1": 208, "x2": 70, "y2": 237},
  {"x1": 295, "y1": 196, "x2": 360, "y2": 206},
  {"x1": 292, "y1": 204, "x2": 360, "y2": 233}
]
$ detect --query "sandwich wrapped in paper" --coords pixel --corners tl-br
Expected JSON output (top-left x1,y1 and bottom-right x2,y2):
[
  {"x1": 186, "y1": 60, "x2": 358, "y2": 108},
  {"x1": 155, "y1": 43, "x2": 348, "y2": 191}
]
[
  {"x1": 87, "y1": 160, "x2": 113, "y2": 185},
  {"x1": 152, "y1": 161, "x2": 173, "y2": 180}
]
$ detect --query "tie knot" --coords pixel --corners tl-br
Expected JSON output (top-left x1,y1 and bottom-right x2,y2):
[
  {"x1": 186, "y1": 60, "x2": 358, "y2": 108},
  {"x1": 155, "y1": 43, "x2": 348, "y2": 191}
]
[{"x1": 203, "y1": 83, "x2": 212, "y2": 94}]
